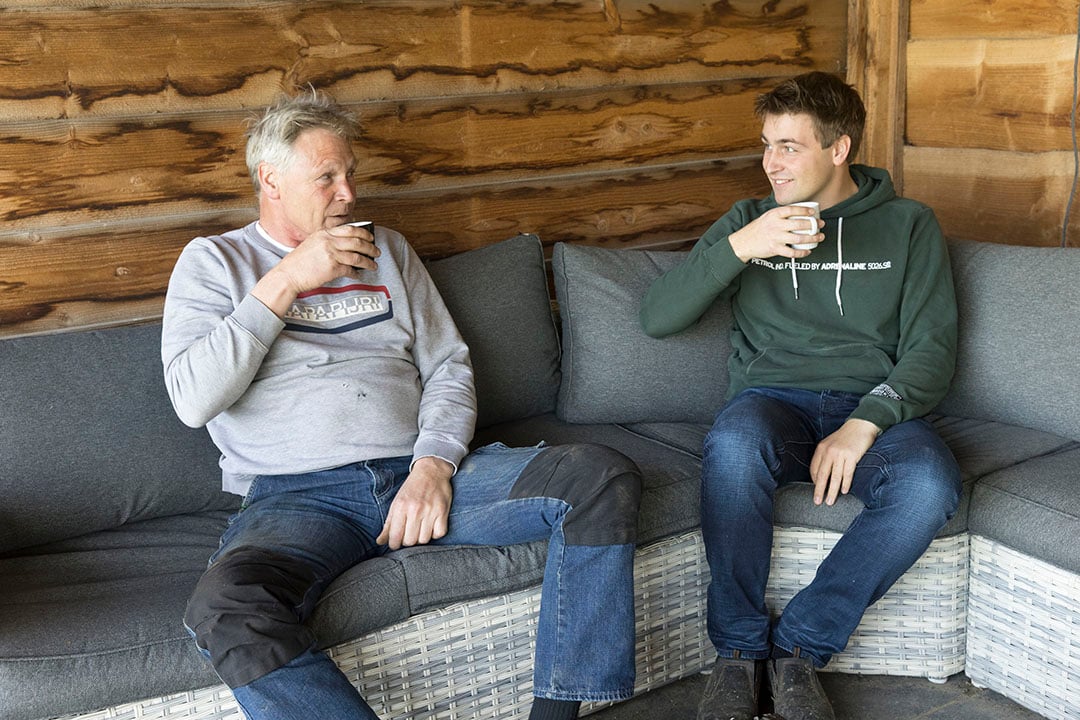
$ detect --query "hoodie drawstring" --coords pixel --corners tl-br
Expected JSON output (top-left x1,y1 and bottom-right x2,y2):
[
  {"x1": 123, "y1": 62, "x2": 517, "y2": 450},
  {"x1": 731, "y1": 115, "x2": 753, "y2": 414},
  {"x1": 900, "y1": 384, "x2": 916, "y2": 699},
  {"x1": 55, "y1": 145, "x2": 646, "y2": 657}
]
[
  {"x1": 790, "y1": 256, "x2": 799, "y2": 300},
  {"x1": 834, "y1": 217, "x2": 844, "y2": 316},
  {"x1": 790, "y1": 215, "x2": 845, "y2": 316}
]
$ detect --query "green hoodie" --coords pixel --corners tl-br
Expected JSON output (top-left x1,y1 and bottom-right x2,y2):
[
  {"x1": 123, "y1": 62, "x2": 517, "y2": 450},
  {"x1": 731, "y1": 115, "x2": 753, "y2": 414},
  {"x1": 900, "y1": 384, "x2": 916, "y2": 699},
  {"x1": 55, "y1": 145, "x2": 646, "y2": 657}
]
[{"x1": 640, "y1": 165, "x2": 957, "y2": 432}]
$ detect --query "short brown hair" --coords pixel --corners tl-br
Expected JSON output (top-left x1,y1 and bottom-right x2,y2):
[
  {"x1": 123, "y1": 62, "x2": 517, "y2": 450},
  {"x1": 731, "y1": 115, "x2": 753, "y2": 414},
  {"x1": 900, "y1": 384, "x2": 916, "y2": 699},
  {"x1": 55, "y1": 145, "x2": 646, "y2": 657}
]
[{"x1": 754, "y1": 72, "x2": 866, "y2": 162}]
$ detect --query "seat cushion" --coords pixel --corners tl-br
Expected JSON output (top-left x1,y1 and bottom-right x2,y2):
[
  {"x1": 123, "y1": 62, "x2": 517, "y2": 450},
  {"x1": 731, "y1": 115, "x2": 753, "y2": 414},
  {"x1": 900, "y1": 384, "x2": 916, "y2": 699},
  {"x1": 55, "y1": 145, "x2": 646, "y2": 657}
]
[
  {"x1": 0, "y1": 512, "x2": 410, "y2": 720},
  {"x1": 427, "y1": 234, "x2": 561, "y2": 429},
  {"x1": 624, "y1": 414, "x2": 1076, "y2": 538},
  {"x1": 969, "y1": 443, "x2": 1080, "y2": 575},
  {"x1": 0, "y1": 323, "x2": 232, "y2": 553},
  {"x1": 552, "y1": 242, "x2": 731, "y2": 424},
  {"x1": 474, "y1": 413, "x2": 704, "y2": 546}
]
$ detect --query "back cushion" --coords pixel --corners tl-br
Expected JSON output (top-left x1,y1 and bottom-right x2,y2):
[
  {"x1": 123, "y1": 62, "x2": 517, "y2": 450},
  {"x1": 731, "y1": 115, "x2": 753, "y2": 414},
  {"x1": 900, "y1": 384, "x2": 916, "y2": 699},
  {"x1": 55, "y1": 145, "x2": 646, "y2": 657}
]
[
  {"x1": 427, "y1": 234, "x2": 561, "y2": 428},
  {"x1": 553, "y1": 242, "x2": 732, "y2": 424},
  {"x1": 937, "y1": 238, "x2": 1080, "y2": 442},
  {"x1": 0, "y1": 323, "x2": 233, "y2": 553}
]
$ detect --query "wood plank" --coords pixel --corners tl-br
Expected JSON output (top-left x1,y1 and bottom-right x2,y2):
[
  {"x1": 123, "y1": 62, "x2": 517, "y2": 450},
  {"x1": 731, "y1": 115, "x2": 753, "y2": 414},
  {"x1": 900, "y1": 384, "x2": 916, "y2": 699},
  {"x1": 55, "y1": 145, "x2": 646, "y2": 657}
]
[
  {"x1": 0, "y1": 81, "x2": 769, "y2": 232},
  {"x1": 0, "y1": 157, "x2": 771, "y2": 338},
  {"x1": 910, "y1": 0, "x2": 1079, "y2": 39},
  {"x1": 0, "y1": 0, "x2": 847, "y2": 121},
  {"x1": 907, "y1": 37, "x2": 1077, "y2": 153},
  {"x1": 904, "y1": 146, "x2": 1076, "y2": 247},
  {"x1": 847, "y1": 0, "x2": 908, "y2": 190},
  {"x1": 374, "y1": 157, "x2": 771, "y2": 259}
]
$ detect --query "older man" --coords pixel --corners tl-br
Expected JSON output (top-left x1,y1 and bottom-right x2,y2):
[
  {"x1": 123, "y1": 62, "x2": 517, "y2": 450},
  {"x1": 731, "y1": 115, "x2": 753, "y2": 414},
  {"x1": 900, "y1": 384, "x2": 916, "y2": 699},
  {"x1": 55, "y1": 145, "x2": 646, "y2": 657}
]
[{"x1": 163, "y1": 90, "x2": 641, "y2": 720}]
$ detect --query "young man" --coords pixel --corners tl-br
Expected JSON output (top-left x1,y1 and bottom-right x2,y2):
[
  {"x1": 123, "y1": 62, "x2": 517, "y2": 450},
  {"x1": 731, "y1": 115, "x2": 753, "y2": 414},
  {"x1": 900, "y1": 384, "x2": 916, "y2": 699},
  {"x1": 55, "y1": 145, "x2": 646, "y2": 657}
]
[
  {"x1": 162, "y1": 91, "x2": 641, "y2": 720},
  {"x1": 640, "y1": 72, "x2": 961, "y2": 720}
]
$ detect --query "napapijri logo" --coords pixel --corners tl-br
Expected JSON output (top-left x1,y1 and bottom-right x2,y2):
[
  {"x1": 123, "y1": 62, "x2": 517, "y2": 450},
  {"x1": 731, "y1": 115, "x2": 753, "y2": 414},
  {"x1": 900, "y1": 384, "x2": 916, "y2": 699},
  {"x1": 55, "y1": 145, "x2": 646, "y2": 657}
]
[{"x1": 284, "y1": 284, "x2": 394, "y2": 334}]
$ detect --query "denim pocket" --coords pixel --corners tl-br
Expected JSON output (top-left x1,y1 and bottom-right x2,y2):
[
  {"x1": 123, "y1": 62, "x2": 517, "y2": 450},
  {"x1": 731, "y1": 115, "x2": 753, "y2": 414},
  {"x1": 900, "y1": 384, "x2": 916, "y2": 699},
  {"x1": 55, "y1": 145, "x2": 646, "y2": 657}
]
[
  {"x1": 475, "y1": 440, "x2": 547, "y2": 453},
  {"x1": 238, "y1": 476, "x2": 262, "y2": 513}
]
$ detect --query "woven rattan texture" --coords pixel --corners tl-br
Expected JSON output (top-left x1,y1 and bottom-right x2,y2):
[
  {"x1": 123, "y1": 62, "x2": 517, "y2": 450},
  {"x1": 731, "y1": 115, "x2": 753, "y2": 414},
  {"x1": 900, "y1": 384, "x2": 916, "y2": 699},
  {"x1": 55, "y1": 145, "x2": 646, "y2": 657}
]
[
  {"x1": 54, "y1": 527, "x2": 968, "y2": 720},
  {"x1": 53, "y1": 531, "x2": 712, "y2": 720},
  {"x1": 966, "y1": 534, "x2": 1080, "y2": 720},
  {"x1": 767, "y1": 528, "x2": 969, "y2": 682}
]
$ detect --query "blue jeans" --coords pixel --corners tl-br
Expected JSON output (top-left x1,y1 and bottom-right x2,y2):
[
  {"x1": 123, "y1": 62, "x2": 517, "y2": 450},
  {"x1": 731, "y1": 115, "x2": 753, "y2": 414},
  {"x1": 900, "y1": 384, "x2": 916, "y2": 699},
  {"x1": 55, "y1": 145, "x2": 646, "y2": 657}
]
[
  {"x1": 701, "y1": 388, "x2": 960, "y2": 668},
  {"x1": 185, "y1": 443, "x2": 640, "y2": 720}
]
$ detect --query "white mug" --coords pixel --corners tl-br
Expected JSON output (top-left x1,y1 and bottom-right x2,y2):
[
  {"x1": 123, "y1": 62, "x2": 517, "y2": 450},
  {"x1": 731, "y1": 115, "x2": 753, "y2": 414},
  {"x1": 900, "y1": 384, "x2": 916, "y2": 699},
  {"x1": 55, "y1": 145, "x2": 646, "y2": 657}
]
[{"x1": 788, "y1": 201, "x2": 820, "y2": 250}]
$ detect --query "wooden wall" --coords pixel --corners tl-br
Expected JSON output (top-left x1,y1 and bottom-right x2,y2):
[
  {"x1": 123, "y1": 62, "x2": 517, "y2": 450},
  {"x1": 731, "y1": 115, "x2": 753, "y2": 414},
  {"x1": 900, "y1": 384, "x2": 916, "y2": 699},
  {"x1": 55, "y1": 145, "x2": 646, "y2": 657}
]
[
  {"x1": 4, "y1": 1, "x2": 1078, "y2": 340},
  {"x1": 0, "y1": 0, "x2": 849, "y2": 339},
  {"x1": 904, "y1": 0, "x2": 1080, "y2": 247}
]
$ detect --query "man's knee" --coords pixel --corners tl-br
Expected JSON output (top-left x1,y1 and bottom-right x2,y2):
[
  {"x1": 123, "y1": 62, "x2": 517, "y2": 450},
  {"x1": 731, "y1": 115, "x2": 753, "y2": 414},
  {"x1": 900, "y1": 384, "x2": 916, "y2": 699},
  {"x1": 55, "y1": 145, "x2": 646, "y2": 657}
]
[
  {"x1": 510, "y1": 443, "x2": 642, "y2": 546},
  {"x1": 185, "y1": 547, "x2": 318, "y2": 688}
]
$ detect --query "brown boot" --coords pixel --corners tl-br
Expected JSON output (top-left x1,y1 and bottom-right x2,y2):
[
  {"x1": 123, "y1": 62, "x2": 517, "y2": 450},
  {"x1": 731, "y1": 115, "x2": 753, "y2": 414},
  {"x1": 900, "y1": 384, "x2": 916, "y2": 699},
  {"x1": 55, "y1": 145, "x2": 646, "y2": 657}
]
[
  {"x1": 696, "y1": 655, "x2": 762, "y2": 720},
  {"x1": 767, "y1": 654, "x2": 835, "y2": 720}
]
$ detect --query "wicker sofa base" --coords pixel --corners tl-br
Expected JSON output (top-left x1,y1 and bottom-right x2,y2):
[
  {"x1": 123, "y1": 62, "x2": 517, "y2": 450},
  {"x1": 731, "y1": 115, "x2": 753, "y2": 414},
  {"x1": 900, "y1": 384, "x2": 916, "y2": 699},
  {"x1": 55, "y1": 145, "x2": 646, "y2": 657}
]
[
  {"x1": 55, "y1": 527, "x2": 967, "y2": 720},
  {"x1": 768, "y1": 527, "x2": 968, "y2": 682},
  {"x1": 966, "y1": 535, "x2": 1080, "y2": 720}
]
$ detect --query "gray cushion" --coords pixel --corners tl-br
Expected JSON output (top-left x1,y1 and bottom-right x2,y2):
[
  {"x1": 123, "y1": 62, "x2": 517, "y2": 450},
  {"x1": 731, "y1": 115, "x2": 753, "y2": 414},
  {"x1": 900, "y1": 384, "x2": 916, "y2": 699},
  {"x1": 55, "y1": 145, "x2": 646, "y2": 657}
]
[
  {"x1": 624, "y1": 414, "x2": 1076, "y2": 539},
  {"x1": 938, "y1": 239, "x2": 1080, "y2": 443},
  {"x1": 0, "y1": 323, "x2": 234, "y2": 553},
  {"x1": 427, "y1": 234, "x2": 561, "y2": 429},
  {"x1": 969, "y1": 443, "x2": 1080, "y2": 574},
  {"x1": 552, "y1": 243, "x2": 731, "y2": 424},
  {"x1": 473, "y1": 414, "x2": 704, "y2": 545},
  {"x1": 393, "y1": 542, "x2": 549, "y2": 614},
  {"x1": 781, "y1": 414, "x2": 1073, "y2": 537},
  {"x1": 0, "y1": 512, "x2": 409, "y2": 720}
]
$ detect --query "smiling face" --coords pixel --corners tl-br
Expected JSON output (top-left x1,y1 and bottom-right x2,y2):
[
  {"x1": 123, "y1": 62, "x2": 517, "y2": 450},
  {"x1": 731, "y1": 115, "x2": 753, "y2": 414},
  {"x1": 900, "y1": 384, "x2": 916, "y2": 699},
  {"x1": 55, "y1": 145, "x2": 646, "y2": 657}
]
[
  {"x1": 258, "y1": 127, "x2": 357, "y2": 246},
  {"x1": 760, "y1": 112, "x2": 855, "y2": 210}
]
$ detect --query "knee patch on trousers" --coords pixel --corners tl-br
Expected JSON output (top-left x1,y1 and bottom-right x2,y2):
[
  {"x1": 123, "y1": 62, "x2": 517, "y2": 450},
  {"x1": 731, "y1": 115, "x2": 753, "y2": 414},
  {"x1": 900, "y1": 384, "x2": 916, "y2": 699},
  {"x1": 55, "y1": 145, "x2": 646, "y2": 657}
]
[
  {"x1": 184, "y1": 547, "x2": 319, "y2": 688},
  {"x1": 509, "y1": 443, "x2": 642, "y2": 546}
]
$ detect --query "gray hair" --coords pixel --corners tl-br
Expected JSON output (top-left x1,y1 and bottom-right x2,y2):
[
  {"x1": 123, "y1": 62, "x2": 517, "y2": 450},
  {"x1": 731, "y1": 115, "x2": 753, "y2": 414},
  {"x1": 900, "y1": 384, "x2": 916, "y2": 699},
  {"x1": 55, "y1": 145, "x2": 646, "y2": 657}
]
[{"x1": 245, "y1": 89, "x2": 359, "y2": 195}]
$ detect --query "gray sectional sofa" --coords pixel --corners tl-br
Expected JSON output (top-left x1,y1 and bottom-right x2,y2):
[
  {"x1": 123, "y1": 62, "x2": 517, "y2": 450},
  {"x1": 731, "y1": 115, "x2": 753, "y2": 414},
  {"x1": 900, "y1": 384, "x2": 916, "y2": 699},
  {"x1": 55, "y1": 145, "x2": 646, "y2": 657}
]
[{"x1": 2, "y1": 234, "x2": 1078, "y2": 720}]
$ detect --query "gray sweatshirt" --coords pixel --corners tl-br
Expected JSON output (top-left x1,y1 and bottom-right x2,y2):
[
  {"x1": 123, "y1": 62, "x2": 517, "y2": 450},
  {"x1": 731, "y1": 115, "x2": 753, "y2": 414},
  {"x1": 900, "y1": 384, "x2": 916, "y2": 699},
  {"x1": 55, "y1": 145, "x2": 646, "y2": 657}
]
[{"x1": 161, "y1": 222, "x2": 476, "y2": 496}]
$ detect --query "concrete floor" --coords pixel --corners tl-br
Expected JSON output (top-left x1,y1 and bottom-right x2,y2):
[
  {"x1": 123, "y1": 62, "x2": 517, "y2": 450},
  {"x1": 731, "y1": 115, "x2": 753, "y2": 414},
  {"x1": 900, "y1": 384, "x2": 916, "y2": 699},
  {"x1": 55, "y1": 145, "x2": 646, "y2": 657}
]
[{"x1": 588, "y1": 670, "x2": 1045, "y2": 720}]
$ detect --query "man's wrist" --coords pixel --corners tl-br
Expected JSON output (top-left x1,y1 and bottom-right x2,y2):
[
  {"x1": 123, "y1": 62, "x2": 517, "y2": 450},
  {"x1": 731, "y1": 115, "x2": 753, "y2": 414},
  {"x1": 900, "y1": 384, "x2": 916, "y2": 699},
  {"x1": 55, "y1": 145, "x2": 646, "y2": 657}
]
[
  {"x1": 847, "y1": 417, "x2": 883, "y2": 438},
  {"x1": 411, "y1": 455, "x2": 455, "y2": 479},
  {"x1": 251, "y1": 267, "x2": 300, "y2": 318}
]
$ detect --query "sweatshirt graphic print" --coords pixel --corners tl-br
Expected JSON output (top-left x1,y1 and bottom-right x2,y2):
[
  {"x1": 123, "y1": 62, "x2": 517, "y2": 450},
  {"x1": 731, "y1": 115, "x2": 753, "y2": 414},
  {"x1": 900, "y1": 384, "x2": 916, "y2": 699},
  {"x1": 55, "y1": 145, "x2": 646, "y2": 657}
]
[
  {"x1": 285, "y1": 283, "x2": 394, "y2": 333},
  {"x1": 161, "y1": 223, "x2": 476, "y2": 496}
]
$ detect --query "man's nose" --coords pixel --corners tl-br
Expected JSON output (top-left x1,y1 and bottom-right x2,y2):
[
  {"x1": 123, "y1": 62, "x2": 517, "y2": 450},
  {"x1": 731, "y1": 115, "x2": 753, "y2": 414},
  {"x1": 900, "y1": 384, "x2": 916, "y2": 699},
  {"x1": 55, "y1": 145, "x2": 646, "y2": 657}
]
[
  {"x1": 336, "y1": 178, "x2": 356, "y2": 202},
  {"x1": 763, "y1": 150, "x2": 782, "y2": 174}
]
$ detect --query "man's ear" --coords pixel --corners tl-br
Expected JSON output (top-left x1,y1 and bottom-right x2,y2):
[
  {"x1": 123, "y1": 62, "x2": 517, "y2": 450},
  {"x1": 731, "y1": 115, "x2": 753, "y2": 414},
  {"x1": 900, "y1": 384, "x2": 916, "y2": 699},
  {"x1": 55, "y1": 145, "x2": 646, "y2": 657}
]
[
  {"x1": 832, "y1": 135, "x2": 852, "y2": 166},
  {"x1": 258, "y1": 162, "x2": 280, "y2": 199}
]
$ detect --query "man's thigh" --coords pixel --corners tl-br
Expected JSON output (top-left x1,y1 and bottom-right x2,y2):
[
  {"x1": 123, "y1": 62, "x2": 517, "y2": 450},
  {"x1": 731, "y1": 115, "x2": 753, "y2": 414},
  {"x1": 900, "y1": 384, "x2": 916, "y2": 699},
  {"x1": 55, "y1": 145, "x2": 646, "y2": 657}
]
[
  {"x1": 440, "y1": 443, "x2": 557, "y2": 546},
  {"x1": 851, "y1": 417, "x2": 961, "y2": 509},
  {"x1": 211, "y1": 464, "x2": 395, "y2": 582}
]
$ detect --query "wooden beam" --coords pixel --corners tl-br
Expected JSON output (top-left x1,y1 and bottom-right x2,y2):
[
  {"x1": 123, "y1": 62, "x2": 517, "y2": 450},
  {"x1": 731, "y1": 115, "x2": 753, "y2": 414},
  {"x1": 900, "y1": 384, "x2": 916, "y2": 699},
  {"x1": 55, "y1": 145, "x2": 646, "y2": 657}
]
[
  {"x1": 0, "y1": 1, "x2": 847, "y2": 121},
  {"x1": 846, "y1": 0, "x2": 908, "y2": 193},
  {"x1": 904, "y1": 145, "x2": 1076, "y2": 247},
  {"x1": 907, "y1": 36, "x2": 1077, "y2": 153},
  {"x1": 0, "y1": 157, "x2": 771, "y2": 338},
  {"x1": 910, "y1": 0, "x2": 1080, "y2": 39}
]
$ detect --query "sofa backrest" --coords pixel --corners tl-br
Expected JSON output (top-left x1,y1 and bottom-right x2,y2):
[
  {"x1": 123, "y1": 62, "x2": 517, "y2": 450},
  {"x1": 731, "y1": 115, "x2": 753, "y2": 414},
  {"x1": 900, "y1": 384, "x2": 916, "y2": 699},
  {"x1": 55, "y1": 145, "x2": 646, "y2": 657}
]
[
  {"x1": 937, "y1": 238, "x2": 1080, "y2": 442},
  {"x1": 0, "y1": 234, "x2": 561, "y2": 554},
  {"x1": 552, "y1": 242, "x2": 731, "y2": 424},
  {"x1": 427, "y1": 234, "x2": 561, "y2": 428},
  {"x1": 0, "y1": 323, "x2": 233, "y2": 554},
  {"x1": 547, "y1": 238, "x2": 1080, "y2": 444}
]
